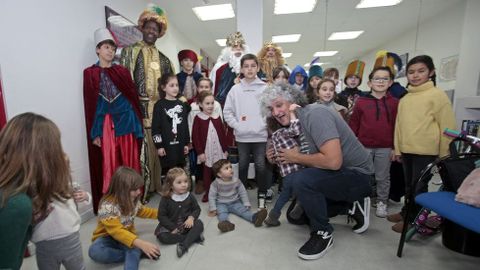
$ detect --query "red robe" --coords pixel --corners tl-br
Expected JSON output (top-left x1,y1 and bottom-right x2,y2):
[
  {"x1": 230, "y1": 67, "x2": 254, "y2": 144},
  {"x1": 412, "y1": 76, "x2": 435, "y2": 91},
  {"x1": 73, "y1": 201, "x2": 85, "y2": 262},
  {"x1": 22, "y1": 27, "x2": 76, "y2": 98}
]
[{"x1": 83, "y1": 64, "x2": 142, "y2": 213}]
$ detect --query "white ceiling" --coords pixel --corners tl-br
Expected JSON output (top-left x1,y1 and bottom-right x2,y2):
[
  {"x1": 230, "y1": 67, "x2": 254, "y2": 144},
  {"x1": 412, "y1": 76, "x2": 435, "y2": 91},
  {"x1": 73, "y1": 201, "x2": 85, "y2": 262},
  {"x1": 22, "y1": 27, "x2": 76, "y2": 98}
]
[{"x1": 157, "y1": 0, "x2": 463, "y2": 69}]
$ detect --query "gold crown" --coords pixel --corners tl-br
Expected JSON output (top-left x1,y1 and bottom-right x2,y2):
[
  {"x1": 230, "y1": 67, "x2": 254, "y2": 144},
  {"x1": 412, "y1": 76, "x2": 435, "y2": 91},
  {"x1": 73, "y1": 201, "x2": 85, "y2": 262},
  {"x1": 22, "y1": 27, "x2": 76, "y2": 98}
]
[{"x1": 226, "y1": 32, "x2": 246, "y2": 47}]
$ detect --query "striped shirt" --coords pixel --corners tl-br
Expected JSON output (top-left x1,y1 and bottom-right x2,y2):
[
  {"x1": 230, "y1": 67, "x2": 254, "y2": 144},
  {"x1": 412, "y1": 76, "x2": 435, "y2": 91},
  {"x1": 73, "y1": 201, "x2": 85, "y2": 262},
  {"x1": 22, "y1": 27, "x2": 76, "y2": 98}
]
[{"x1": 208, "y1": 178, "x2": 251, "y2": 211}]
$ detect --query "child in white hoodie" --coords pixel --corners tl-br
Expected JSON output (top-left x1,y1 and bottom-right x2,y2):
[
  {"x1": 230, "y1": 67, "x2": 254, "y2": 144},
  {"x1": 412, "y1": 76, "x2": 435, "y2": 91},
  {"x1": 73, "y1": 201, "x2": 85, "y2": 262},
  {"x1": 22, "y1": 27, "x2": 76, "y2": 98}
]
[{"x1": 223, "y1": 54, "x2": 268, "y2": 208}]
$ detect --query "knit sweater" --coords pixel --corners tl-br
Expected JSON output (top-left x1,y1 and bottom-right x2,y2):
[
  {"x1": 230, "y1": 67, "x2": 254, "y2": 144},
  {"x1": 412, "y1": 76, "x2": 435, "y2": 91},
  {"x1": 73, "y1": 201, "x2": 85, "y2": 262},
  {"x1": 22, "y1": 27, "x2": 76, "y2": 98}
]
[
  {"x1": 91, "y1": 197, "x2": 158, "y2": 248},
  {"x1": 208, "y1": 177, "x2": 251, "y2": 211},
  {"x1": 394, "y1": 81, "x2": 456, "y2": 157}
]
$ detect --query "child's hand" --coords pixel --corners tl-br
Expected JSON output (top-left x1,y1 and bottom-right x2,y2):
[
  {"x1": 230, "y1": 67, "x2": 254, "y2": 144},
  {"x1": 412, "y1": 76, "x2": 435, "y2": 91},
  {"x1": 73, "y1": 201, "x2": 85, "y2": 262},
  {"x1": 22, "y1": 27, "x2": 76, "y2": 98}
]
[
  {"x1": 133, "y1": 239, "x2": 160, "y2": 260},
  {"x1": 184, "y1": 216, "x2": 194, "y2": 228},
  {"x1": 92, "y1": 137, "x2": 101, "y2": 147},
  {"x1": 224, "y1": 151, "x2": 228, "y2": 158},
  {"x1": 171, "y1": 228, "x2": 179, "y2": 234},
  {"x1": 198, "y1": 154, "x2": 206, "y2": 163},
  {"x1": 73, "y1": 190, "x2": 88, "y2": 203},
  {"x1": 183, "y1": 146, "x2": 189, "y2": 155},
  {"x1": 266, "y1": 147, "x2": 275, "y2": 164},
  {"x1": 208, "y1": 210, "x2": 217, "y2": 217},
  {"x1": 289, "y1": 103, "x2": 300, "y2": 112},
  {"x1": 158, "y1": 148, "x2": 166, "y2": 157}
]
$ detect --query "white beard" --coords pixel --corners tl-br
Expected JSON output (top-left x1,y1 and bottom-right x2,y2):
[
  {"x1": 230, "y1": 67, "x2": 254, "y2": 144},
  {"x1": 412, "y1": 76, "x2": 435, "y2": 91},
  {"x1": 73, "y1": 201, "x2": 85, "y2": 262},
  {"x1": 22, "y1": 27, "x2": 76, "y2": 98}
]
[{"x1": 228, "y1": 52, "x2": 243, "y2": 74}]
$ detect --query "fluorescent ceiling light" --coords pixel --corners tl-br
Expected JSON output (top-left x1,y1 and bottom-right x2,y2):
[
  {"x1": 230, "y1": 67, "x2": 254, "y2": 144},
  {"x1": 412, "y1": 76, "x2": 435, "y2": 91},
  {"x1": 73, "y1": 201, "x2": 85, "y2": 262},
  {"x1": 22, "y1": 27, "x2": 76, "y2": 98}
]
[
  {"x1": 356, "y1": 0, "x2": 403, "y2": 9},
  {"x1": 328, "y1": 31, "x2": 364, "y2": 40},
  {"x1": 274, "y1": 0, "x2": 317, "y2": 14},
  {"x1": 215, "y1": 39, "x2": 226, "y2": 47},
  {"x1": 304, "y1": 63, "x2": 311, "y2": 68},
  {"x1": 313, "y1": 51, "x2": 338, "y2": 57},
  {"x1": 282, "y1": 53, "x2": 292, "y2": 58},
  {"x1": 272, "y1": 34, "x2": 301, "y2": 43},
  {"x1": 192, "y1": 4, "x2": 235, "y2": 21}
]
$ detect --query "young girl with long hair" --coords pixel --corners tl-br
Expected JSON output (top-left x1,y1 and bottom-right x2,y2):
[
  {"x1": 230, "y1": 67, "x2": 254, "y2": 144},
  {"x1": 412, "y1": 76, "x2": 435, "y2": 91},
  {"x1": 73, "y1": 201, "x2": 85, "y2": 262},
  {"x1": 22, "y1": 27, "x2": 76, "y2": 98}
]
[
  {"x1": 389, "y1": 55, "x2": 456, "y2": 232},
  {"x1": 192, "y1": 91, "x2": 228, "y2": 202},
  {"x1": 155, "y1": 168, "x2": 204, "y2": 258},
  {"x1": 89, "y1": 167, "x2": 160, "y2": 269},
  {"x1": 316, "y1": 79, "x2": 348, "y2": 119},
  {"x1": 0, "y1": 112, "x2": 88, "y2": 270},
  {"x1": 152, "y1": 73, "x2": 190, "y2": 179}
]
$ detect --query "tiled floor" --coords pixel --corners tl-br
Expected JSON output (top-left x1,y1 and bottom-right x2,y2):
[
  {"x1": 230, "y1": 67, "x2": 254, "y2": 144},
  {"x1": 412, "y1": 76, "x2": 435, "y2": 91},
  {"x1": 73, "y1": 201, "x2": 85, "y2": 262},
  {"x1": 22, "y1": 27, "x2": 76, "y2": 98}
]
[{"x1": 22, "y1": 189, "x2": 480, "y2": 270}]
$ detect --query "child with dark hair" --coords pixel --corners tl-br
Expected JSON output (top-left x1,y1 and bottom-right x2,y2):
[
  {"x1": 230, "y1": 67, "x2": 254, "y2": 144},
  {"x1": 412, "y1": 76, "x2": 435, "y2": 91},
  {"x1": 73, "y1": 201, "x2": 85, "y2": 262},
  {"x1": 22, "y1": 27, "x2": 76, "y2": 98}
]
[
  {"x1": 152, "y1": 73, "x2": 190, "y2": 178},
  {"x1": 272, "y1": 66, "x2": 290, "y2": 84},
  {"x1": 389, "y1": 55, "x2": 456, "y2": 232},
  {"x1": 223, "y1": 54, "x2": 269, "y2": 208},
  {"x1": 337, "y1": 60, "x2": 366, "y2": 116},
  {"x1": 156, "y1": 168, "x2": 203, "y2": 258},
  {"x1": 177, "y1": 49, "x2": 202, "y2": 104},
  {"x1": 208, "y1": 159, "x2": 268, "y2": 232},
  {"x1": 316, "y1": 79, "x2": 348, "y2": 119},
  {"x1": 349, "y1": 66, "x2": 399, "y2": 218}
]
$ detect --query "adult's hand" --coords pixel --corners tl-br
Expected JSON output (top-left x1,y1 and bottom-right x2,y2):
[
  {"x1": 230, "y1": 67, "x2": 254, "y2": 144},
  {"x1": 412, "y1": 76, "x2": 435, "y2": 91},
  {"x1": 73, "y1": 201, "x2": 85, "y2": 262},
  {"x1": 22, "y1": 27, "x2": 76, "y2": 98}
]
[{"x1": 277, "y1": 146, "x2": 300, "y2": 164}]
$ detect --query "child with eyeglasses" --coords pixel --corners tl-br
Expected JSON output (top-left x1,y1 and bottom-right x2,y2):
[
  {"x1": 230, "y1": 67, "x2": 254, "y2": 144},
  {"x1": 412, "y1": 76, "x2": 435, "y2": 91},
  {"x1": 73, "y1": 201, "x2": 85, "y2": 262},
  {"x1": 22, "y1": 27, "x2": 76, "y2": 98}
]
[{"x1": 348, "y1": 66, "x2": 399, "y2": 218}]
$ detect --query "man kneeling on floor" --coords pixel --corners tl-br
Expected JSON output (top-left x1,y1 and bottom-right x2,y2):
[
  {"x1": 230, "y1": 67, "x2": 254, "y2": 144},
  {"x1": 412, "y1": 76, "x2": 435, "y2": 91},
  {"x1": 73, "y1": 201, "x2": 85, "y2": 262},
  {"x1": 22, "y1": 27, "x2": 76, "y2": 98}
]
[{"x1": 260, "y1": 83, "x2": 373, "y2": 260}]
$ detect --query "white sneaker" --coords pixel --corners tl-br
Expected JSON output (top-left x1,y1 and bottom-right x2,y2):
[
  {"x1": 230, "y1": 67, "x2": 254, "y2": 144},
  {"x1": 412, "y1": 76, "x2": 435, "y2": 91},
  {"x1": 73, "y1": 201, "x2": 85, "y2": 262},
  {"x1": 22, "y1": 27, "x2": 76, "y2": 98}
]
[{"x1": 375, "y1": 201, "x2": 388, "y2": 218}]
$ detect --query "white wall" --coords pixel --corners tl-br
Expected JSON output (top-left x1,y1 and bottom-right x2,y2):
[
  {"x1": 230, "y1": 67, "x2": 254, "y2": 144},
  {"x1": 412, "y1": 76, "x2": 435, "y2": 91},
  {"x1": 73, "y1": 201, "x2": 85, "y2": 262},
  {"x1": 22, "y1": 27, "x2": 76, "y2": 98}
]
[
  {"x1": 339, "y1": 1, "x2": 466, "y2": 94},
  {"x1": 0, "y1": 0, "x2": 201, "y2": 220}
]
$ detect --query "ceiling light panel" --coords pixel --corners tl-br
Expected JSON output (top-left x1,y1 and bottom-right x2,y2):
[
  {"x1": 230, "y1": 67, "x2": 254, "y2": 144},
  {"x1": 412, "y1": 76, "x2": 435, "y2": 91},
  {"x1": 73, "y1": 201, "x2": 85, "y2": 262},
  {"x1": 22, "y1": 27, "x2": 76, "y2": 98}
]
[
  {"x1": 274, "y1": 0, "x2": 317, "y2": 14},
  {"x1": 313, "y1": 51, "x2": 338, "y2": 57},
  {"x1": 282, "y1": 53, "x2": 292, "y2": 58},
  {"x1": 272, "y1": 34, "x2": 301, "y2": 43},
  {"x1": 356, "y1": 0, "x2": 403, "y2": 9},
  {"x1": 192, "y1": 4, "x2": 235, "y2": 21},
  {"x1": 328, "y1": 31, "x2": 364, "y2": 40}
]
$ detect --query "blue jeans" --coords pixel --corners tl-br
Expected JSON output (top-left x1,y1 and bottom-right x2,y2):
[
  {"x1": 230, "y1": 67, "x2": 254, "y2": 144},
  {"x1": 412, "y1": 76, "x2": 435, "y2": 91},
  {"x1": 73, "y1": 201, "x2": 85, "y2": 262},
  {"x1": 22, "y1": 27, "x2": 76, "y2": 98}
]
[
  {"x1": 217, "y1": 200, "x2": 254, "y2": 223},
  {"x1": 271, "y1": 174, "x2": 295, "y2": 216},
  {"x1": 88, "y1": 236, "x2": 142, "y2": 270},
  {"x1": 237, "y1": 142, "x2": 267, "y2": 193},
  {"x1": 291, "y1": 167, "x2": 372, "y2": 233}
]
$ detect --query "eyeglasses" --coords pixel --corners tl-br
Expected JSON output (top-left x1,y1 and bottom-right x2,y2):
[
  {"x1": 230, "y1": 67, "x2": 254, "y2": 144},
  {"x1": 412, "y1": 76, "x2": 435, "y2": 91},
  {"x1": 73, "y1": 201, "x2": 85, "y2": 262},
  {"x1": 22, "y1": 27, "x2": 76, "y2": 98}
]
[{"x1": 371, "y1": 77, "x2": 391, "y2": 83}]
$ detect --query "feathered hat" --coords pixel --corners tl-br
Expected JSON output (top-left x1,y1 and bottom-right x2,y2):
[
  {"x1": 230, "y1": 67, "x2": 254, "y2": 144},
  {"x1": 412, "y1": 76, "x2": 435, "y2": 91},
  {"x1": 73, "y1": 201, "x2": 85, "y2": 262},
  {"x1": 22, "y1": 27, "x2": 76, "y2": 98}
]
[
  {"x1": 138, "y1": 4, "x2": 168, "y2": 38},
  {"x1": 344, "y1": 60, "x2": 365, "y2": 85},
  {"x1": 374, "y1": 50, "x2": 402, "y2": 76}
]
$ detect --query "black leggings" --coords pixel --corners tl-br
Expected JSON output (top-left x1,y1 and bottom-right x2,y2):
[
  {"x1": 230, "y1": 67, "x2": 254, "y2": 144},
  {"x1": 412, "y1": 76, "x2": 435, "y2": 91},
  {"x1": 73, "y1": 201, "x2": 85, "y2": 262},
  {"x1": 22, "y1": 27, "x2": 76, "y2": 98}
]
[{"x1": 157, "y1": 219, "x2": 203, "y2": 249}]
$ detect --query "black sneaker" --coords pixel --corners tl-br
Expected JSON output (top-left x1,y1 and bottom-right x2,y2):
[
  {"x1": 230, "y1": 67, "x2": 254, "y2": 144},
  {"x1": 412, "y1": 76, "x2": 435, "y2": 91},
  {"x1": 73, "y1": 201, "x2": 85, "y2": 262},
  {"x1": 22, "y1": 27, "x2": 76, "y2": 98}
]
[
  {"x1": 348, "y1": 197, "x2": 371, "y2": 234},
  {"x1": 297, "y1": 231, "x2": 334, "y2": 260}
]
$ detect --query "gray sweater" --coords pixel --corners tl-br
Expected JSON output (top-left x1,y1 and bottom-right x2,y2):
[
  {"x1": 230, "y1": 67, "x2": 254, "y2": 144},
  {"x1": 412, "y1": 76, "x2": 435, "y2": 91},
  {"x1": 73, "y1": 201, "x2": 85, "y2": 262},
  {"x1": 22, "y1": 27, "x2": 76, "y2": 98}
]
[{"x1": 208, "y1": 178, "x2": 251, "y2": 211}]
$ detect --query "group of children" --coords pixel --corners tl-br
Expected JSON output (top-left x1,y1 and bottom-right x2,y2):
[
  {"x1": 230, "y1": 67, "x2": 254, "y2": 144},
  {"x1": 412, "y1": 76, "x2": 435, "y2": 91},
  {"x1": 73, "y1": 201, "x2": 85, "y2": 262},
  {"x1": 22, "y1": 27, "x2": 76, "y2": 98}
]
[{"x1": 0, "y1": 25, "x2": 457, "y2": 270}]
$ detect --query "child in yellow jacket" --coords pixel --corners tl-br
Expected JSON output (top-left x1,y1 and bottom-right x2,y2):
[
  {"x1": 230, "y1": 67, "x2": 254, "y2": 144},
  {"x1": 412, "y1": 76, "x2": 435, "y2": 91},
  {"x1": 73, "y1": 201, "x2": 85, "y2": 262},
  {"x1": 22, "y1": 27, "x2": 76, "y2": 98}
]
[
  {"x1": 389, "y1": 55, "x2": 456, "y2": 233},
  {"x1": 89, "y1": 167, "x2": 160, "y2": 269}
]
